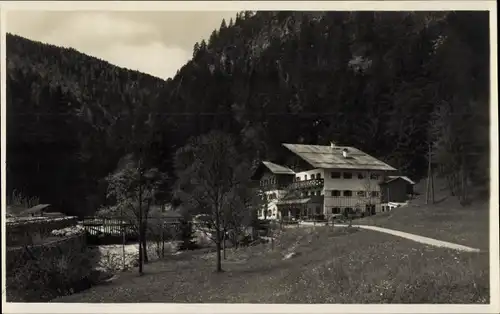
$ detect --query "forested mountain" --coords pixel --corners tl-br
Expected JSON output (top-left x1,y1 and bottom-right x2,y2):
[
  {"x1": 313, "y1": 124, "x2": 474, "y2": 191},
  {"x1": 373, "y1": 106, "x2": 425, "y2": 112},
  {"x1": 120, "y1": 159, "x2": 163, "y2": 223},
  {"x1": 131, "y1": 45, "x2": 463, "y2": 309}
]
[
  {"x1": 6, "y1": 11, "x2": 490, "y2": 216},
  {"x1": 6, "y1": 34, "x2": 166, "y2": 215}
]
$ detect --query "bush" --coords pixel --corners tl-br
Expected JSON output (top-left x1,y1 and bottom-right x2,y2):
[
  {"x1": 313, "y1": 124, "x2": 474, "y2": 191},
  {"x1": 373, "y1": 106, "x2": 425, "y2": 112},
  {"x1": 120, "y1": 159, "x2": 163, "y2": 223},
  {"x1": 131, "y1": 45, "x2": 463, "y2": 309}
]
[
  {"x1": 6, "y1": 238, "x2": 97, "y2": 302},
  {"x1": 85, "y1": 231, "x2": 139, "y2": 245},
  {"x1": 177, "y1": 220, "x2": 198, "y2": 250}
]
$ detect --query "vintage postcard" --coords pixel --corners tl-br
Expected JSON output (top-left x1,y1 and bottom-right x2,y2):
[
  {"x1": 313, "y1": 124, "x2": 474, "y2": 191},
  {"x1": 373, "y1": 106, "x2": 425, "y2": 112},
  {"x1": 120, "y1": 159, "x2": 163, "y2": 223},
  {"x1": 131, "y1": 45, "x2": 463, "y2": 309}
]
[{"x1": 1, "y1": 1, "x2": 498, "y2": 313}]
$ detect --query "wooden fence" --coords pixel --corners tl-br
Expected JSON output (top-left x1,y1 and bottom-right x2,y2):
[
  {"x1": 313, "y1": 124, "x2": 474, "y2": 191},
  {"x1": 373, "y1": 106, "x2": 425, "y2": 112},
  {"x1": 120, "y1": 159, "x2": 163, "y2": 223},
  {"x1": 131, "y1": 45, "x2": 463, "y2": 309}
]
[{"x1": 79, "y1": 216, "x2": 182, "y2": 236}]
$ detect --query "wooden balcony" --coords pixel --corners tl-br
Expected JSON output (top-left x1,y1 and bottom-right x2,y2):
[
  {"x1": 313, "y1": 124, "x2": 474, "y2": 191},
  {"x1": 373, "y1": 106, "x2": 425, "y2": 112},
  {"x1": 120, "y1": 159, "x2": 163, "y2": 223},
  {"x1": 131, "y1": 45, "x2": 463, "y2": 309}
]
[
  {"x1": 256, "y1": 183, "x2": 289, "y2": 191},
  {"x1": 287, "y1": 178, "x2": 324, "y2": 190}
]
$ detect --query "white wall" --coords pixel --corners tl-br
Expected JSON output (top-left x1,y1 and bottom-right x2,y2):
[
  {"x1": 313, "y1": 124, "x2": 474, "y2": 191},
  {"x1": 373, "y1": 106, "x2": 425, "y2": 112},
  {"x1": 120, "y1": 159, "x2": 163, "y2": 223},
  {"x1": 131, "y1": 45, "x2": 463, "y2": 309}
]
[
  {"x1": 258, "y1": 189, "x2": 288, "y2": 220},
  {"x1": 258, "y1": 168, "x2": 388, "y2": 218},
  {"x1": 294, "y1": 169, "x2": 325, "y2": 181},
  {"x1": 322, "y1": 169, "x2": 385, "y2": 215}
]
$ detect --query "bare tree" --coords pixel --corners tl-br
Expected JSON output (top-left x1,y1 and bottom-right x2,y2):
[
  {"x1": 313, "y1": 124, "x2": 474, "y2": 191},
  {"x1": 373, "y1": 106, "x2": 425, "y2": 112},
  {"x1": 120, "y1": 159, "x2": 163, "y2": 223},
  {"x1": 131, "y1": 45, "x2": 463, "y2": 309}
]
[
  {"x1": 355, "y1": 172, "x2": 376, "y2": 217},
  {"x1": 99, "y1": 154, "x2": 165, "y2": 274},
  {"x1": 174, "y1": 131, "x2": 254, "y2": 272}
]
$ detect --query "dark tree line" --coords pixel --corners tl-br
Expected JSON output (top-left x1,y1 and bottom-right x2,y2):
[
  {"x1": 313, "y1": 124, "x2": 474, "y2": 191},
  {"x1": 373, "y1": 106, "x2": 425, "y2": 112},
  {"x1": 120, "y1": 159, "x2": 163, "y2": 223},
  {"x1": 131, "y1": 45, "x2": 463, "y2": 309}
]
[{"x1": 6, "y1": 11, "x2": 490, "y2": 216}]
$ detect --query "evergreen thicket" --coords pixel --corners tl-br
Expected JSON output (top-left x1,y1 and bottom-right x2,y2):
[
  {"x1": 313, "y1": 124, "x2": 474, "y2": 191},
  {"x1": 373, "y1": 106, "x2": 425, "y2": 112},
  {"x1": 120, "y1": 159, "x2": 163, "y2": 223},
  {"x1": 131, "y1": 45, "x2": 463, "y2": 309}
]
[{"x1": 6, "y1": 11, "x2": 490, "y2": 215}]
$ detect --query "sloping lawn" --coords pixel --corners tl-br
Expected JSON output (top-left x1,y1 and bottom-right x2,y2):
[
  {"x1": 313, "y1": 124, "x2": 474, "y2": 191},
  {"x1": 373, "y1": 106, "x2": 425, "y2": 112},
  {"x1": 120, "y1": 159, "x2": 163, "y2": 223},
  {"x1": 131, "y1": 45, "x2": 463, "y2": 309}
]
[
  {"x1": 55, "y1": 226, "x2": 489, "y2": 303},
  {"x1": 357, "y1": 198, "x2": 489, "y2": 250}
]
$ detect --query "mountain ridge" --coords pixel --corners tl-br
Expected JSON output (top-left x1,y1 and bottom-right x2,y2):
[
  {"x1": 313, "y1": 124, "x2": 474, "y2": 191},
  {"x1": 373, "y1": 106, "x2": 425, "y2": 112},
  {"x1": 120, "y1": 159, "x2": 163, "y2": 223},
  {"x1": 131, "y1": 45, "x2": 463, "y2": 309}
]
[{"x1": 6, "y1": 11, "x2": 490, "y2": 216}]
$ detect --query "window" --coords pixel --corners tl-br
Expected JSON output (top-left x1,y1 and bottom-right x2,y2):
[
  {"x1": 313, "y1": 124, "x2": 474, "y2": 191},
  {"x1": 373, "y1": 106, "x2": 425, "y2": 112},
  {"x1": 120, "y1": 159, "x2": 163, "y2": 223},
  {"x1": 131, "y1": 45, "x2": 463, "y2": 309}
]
[
  {"x1": 296, "y1": 176, "x2": 301, "y2": 181},
  {"x1": 317, "y1": 173, "x2": 321, "y2": 179},
  {"x1": 357, "y1": 191, "x2": 366, "y2": 197},
  {"x1": 331, "y1": 172, "x2": 341, "y2": 179},
  {"x1": 371, "y1": 191, "x2": 380, "y2": 197},
  {"x1": 268, "y1": 193, "x2": 276, "y2": 200},
  {"x1": 343, "y1": 172, "x2": 353, "y2": 179},
  {"x1": 304, "y1": 174, "x2": 308, "y2": 180},
  {"x1": 343, "y1": 190, "x2": 353, "y2": 197},
  {"x1": 358, "y1": 173, "x2": 365, "y2": 179},
  {"x1": 331, "y1": 190, "x2": 341, "y2": 197},
  {"x1": 370, "y1": 173, "x2": 380, "y2": 180},
  {"x1": 332, "y1": 207, "x2": 341, "y2": 214},
  {"x1": 316, "y1": 191, "x2": 321, "y2": 196}
]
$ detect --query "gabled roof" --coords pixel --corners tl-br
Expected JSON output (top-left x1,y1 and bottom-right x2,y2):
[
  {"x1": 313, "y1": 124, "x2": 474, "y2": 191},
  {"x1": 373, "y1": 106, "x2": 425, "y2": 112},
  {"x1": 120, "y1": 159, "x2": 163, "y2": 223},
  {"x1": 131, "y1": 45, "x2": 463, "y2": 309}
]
[
  {"x1": 382, "y1": 176, "x2": 416, "y2": 185},
  {"x1": 282, "y1": 144, "x2": 396, "y2": 171},
  {"x1": 262, "y1": 161, "x2": 295, "y2": 175},
  {"x1": 20, "y1": 204, "x2": 51, "y2": 216},
  {"x1": 251, "y1": 161, "x2": 295, "y2": 180}
]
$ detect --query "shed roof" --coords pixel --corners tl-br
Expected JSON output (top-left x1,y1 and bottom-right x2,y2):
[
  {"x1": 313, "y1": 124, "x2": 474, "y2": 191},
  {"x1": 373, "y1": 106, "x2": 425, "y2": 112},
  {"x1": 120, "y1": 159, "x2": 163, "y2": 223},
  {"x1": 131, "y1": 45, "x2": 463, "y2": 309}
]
[
  {"x1": 382, "y1": 176, "x2": 416, "y2": 185},
  {"x1": 262, "y1": 161, "x2": 295, "y2": 175},
  {"x1": 20, "y1": 204, "x2": 51, "y2": 216},
  {"x1": 282, "y1": 144, "x2": 396, "y2": 171},
  {"x1": 251, "y1": 161, "x2": 295, "y2": 180}
]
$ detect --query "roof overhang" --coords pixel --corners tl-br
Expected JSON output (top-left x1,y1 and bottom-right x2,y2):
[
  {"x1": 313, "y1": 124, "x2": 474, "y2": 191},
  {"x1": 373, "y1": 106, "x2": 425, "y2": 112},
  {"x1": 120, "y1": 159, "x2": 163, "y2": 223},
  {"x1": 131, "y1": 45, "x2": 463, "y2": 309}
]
[{"x1": 277, "y1": 195, "x2": 324, "y2": 206}]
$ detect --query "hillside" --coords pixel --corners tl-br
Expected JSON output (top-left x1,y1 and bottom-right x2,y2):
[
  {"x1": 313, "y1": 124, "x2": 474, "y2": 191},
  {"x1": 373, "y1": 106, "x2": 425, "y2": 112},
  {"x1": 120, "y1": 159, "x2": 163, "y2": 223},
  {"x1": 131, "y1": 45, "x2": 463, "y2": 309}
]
[
  {"x1": 6, "y1": 33, "x2": 166, "y2": 215},
  {"x1": 6, "y1": 11, "x2": 490, "y2": 216},
  {"x1": 151, "y1": 11, "x2": 489, "y2": 188}
]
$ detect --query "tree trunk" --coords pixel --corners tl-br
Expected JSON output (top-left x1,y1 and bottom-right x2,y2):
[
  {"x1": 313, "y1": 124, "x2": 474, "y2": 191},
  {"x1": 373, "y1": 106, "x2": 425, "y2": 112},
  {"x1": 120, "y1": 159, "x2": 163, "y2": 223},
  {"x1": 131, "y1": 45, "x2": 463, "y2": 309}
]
[
  {"x1": 214, "y1": 205, "x2": 223, "y2": 272},
  {"x1": 460, "y1": 158, "x2": 468, "y2": 206},
  {"x1": 222, "y1": 230, "x2": 226, "y2": 260},
  {"x1": 138, "y1": 232, "x2": 143, "y2": 274},
  {"x1": 161, "y1": 229, "x2": 165, "y2": 258},
  {"x1": 142, "y1": 224, "x2": 149, "y2": 264},
  {"x1": 215, "y1": 235, "x2": 222, "y2": 272},
  {"x1": 138, "y1": 161, "x2": 144, "y2": 275},
  {"x1": 446, "y1": 175, "x2": 455, "y2": 196}
]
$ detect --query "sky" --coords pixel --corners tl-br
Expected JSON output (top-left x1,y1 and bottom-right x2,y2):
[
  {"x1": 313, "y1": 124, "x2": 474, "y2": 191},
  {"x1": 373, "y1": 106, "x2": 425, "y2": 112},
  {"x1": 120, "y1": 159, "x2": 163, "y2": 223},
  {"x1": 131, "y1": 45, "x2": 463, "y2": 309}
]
[{"x1": 6, "y1": 11, "x2": 238, "y2": 80}]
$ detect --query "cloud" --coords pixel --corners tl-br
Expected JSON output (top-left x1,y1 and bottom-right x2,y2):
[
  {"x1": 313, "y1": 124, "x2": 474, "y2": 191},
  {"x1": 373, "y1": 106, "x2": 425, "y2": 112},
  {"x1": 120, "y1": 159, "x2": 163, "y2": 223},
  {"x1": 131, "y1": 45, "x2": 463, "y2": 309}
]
[{"x1": 6, "y1": 11, "x2": 237, "y2": 79}]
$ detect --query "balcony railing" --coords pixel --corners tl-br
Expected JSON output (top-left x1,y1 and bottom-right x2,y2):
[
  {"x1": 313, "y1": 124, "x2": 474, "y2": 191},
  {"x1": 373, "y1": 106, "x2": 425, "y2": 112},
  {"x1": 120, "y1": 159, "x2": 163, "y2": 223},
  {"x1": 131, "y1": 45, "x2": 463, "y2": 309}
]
[
  {"x1": 257, "y1": 183, "x2": 290, "y2": 191},
  {"x1": 287, "y1": 178, "x2": 324, "y2": 190}
]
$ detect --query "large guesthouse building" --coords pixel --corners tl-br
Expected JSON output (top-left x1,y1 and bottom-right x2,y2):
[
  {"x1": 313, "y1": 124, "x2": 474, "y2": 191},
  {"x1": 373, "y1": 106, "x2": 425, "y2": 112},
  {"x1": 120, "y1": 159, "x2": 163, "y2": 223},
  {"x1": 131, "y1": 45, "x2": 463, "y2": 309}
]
[{"x1": 252, "y1": 143, "x2": 414, "y2": 221}]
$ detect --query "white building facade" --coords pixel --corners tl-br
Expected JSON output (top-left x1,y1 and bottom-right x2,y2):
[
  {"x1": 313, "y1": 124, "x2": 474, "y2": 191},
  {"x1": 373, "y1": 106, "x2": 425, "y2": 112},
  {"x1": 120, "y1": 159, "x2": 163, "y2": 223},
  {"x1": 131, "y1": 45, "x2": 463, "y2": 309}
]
[{"x1": 252, "y1": 143, "x2": 399, "y2": 220}]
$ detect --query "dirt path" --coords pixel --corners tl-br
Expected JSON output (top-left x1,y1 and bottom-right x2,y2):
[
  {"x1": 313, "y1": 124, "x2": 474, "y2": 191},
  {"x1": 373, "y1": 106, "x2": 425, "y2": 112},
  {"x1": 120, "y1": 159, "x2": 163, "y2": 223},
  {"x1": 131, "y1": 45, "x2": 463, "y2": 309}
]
[{"x1": 332, "y1": 224, "x2": 481, "y2": 252}]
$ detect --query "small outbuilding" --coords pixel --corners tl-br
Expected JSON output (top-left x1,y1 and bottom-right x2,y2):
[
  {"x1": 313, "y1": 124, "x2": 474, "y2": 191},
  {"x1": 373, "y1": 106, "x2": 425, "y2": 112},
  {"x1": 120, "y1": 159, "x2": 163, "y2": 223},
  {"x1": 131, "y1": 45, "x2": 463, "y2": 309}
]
[{"x1": 380, "y1": 176, "x2": 415, "y2": 203}]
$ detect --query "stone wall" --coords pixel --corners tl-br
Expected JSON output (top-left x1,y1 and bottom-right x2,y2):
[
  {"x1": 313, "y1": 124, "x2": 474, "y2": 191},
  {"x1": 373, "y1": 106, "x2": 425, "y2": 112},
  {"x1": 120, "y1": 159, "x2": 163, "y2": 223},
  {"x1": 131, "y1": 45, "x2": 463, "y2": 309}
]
[
  {"x1": 5, "y1": 233, "x2": 95, "y2": 302},
  {"x1": 6, "y1": 216, "x2": 78, "y2": 246},
  {"x1": 5, "y1": 233, "x2": 86, "y2": 272}
]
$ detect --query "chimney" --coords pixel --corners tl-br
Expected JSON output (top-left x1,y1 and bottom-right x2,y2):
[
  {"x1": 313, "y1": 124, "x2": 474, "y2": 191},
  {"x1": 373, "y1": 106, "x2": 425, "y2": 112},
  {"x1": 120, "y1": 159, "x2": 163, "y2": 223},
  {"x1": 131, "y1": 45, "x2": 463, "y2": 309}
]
[
  {"x1": 330, "y1": 141, "x2": 336, "y2": 149},
  {"x1": 342, "y1": 148, "x2": 349, "y2": 158}
]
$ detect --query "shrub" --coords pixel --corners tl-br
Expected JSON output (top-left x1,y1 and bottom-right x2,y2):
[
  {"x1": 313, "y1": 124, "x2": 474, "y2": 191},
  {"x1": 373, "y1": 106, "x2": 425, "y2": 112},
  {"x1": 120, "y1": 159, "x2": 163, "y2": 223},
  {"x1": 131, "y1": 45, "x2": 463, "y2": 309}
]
[
  {"x1": 177, "y1": 220, "x2": 199, "y2": 250},
  {"x1": 6, "y1": 237, "x2": 96, "y2": 302}
]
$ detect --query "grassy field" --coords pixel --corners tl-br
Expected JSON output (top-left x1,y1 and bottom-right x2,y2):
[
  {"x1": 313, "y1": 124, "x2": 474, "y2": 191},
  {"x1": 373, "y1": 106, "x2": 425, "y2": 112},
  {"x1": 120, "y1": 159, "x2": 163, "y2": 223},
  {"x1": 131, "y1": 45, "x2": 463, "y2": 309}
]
[
  {"x1": 357, "y1": 179, "x2": 490, "y2": 250},
  {"x1": 55, "y1": 226, "x2": 489, "y2": 303}
]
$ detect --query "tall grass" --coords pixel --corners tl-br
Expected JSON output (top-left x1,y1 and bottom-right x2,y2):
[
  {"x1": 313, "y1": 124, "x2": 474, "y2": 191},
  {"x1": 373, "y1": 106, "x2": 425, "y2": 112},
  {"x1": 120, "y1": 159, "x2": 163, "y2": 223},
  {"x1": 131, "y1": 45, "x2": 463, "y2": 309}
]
[{"x1": 8, "y1": 189, "x2": 40, "y2": 208}]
